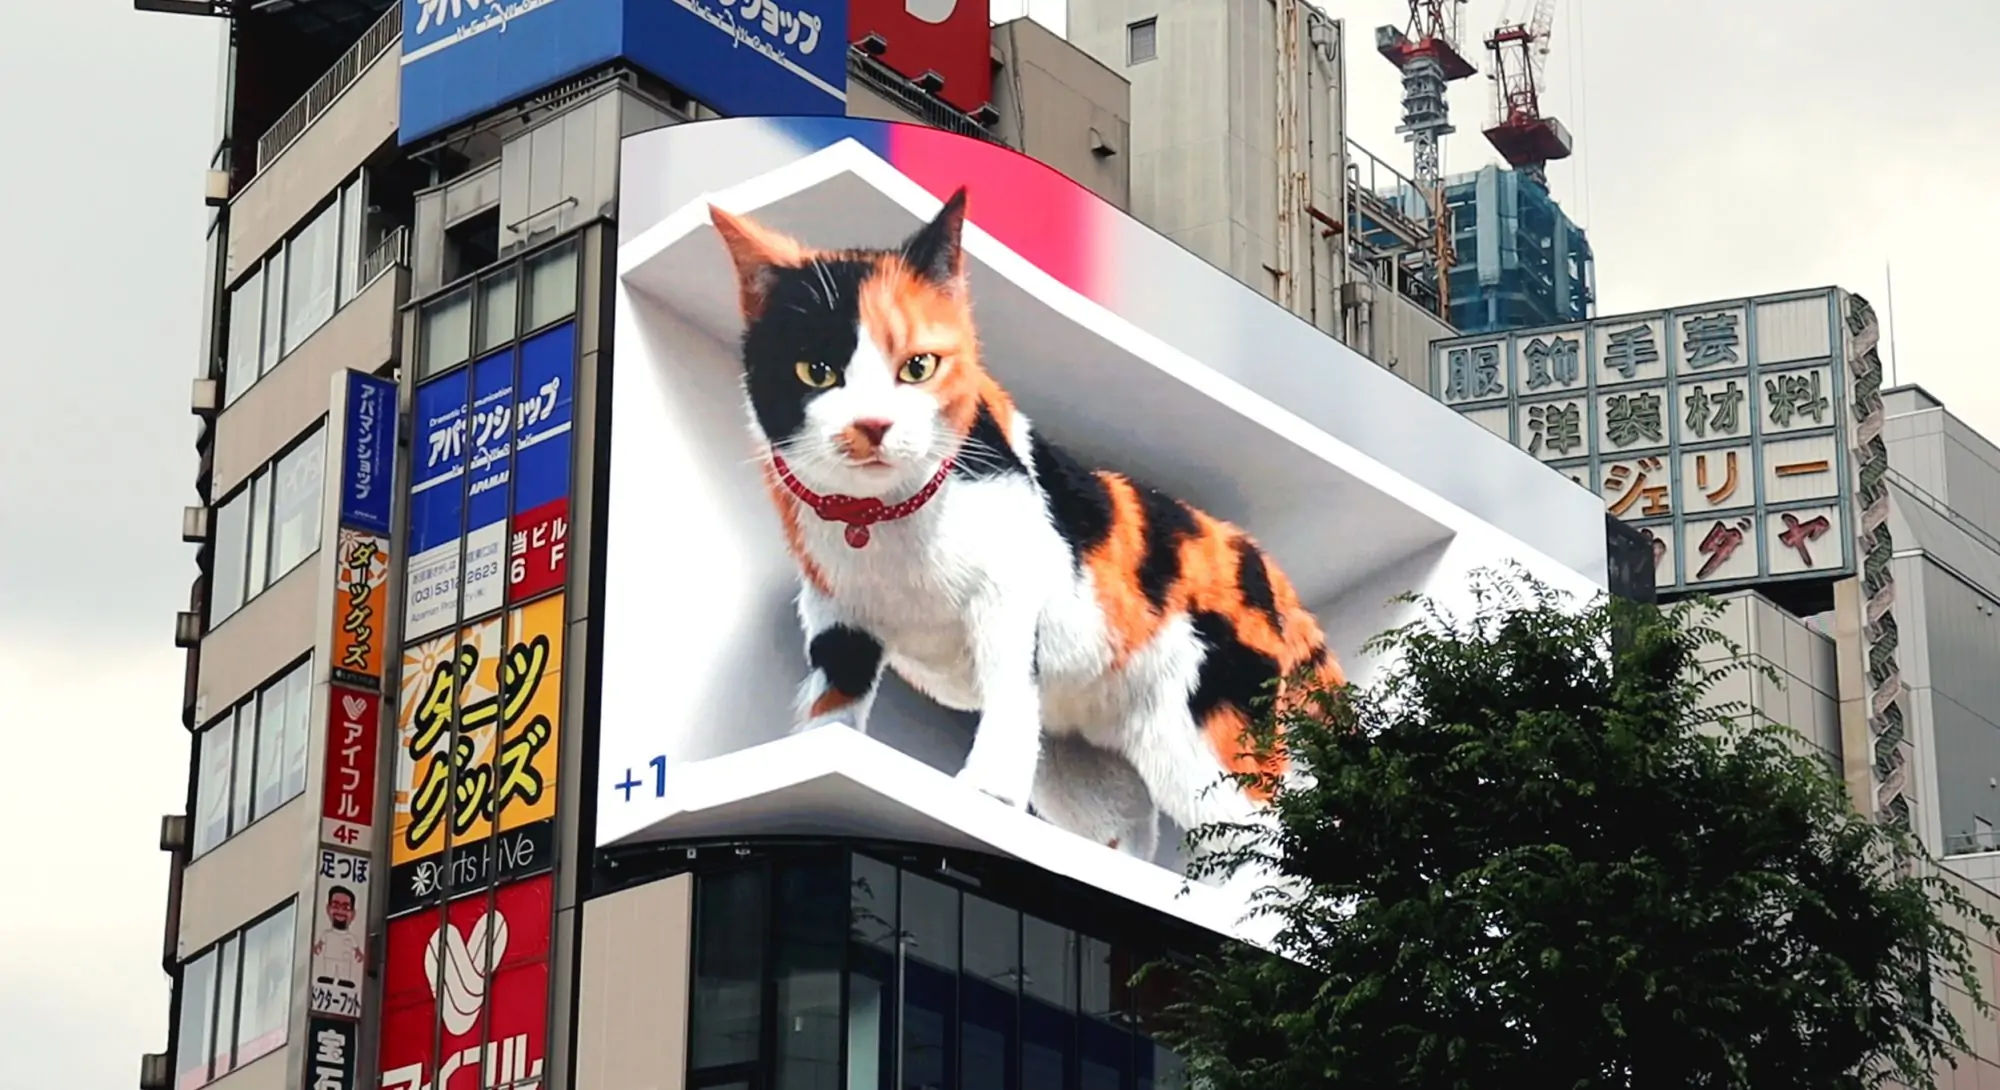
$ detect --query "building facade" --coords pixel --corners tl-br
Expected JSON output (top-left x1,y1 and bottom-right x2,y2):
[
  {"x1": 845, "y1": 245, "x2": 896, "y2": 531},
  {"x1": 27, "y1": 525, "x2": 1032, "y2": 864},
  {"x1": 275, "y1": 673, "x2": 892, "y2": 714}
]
[
  {"x1": 1441, "y1": 164, "x2": 1595, "y2": 335},
  {"x1": 146, "y1": 4, "x2": 1636, "y2": 1090}
]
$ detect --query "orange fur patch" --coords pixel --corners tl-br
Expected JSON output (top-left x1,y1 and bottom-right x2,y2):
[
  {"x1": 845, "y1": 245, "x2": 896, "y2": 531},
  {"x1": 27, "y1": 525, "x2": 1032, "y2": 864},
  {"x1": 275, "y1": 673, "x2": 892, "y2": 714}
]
[
  {"x1": 809, "y1": 688, "x2": 861, "y2": 719},
  {"x1": 760, "y1": 462, "x2": 830, "y2": 596},
  {"x1": 854, "y1": 258, "x2": 1004, "y2": 437}
]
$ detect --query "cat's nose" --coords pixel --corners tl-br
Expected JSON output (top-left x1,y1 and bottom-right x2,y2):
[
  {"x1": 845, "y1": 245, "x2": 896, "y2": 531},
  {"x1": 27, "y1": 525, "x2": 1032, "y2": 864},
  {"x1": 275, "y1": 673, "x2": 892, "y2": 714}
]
[{"x1": 851, "y1": 418, "x2": 892, "y2": 445}]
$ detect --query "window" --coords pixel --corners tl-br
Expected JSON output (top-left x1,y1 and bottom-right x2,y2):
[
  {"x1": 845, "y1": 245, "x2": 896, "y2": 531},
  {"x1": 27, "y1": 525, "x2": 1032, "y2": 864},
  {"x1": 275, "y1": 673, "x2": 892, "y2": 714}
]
[
  {"x1": 190, "y1": 656, "x2": 314, "y2": 858},
  {"x1": 687, "y1": 849, "x2": 1192, "y2": 1090},
  {"x1": 1127, "y1": 18, "x2": 1158, "y2": 64},
  {"x1": 283, "y1": 200, "x2": 340, "y2": 354},
  {"x1": 217, "y1": 169, "x2": 381, "y2": 403},
  {"x1": 207, "y1": 424, "x2": 325, "y2": 626},
  {"x1": 525, "y1": 241, "x2": 578, "y2": 330},
  {"x1": 176, "y1": 902, "x2": 296, "y2": 1089},
  {"x1": 224, "y1": 267, "x2": 264, "y2": 406},
  {"x1": 270, "y1": 434, "x2": 326, "y2": 579},
  {"x1": 420, "y1": 289, "x2": 473, "y2": 378},
  {"x1": 477, "y1": 268, "x2": 519, "y2": 354}
]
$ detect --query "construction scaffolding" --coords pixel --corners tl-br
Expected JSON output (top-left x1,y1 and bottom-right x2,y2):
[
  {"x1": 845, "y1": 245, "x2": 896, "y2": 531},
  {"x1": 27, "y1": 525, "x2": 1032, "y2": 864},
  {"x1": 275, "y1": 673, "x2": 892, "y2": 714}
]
[{"x1": 1442, "y1": 164, "x2": 1595, "y2": 333}]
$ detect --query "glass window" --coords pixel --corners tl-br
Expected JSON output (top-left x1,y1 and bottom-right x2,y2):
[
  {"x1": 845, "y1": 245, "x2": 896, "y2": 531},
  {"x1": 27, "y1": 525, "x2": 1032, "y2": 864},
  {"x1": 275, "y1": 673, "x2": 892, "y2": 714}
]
[
  {"x1": 1021, "y1": 915, "x2": 1075, "y2": 1011},
  {"x1": 224, "y1": 267, "x2": 264, "y2": 406},
  {"x1": 1020, "y1": 915, "x2": 1076, "y2": 1090},
  {"x1": 279, "y1": 658, "x2": 313, "y2": 801},
  {"x1": 525, "y1": 242, "x2": 577, "y2": 330},
  {"x1": 176, "y1": 947, "x2": 218, "y2": 1089},
  {"x1": 421, "y1": 289, "x2": 473, "y2": 378},
  {"x1": 252, "y1": 681, "x2": 288, "y2": 820},
  {"x1": 210, "y1": 487, "x2": 250, "y2": 623},
  {"x1": 1128, "y1": 18, "x2": 1158, "y2": 64},
  {"x1": 775, "y1": 859, "x2": 847, "y2": 1090},
  {"x1": 210, "y1": 935, "x2": 240, "y2": 1078},
  {"x1": 284, "y1": 202, "x2": 340, "y2": 354},
  {"x1": 228, "y1": 705, "x2": 255, "y2": 836},
  {"x1": 235, "y1": 905, "x2": 296, "y2": 1064},
  {"x1": 848, "y1": 855, "x2": 898, "y2": 1090},
  {"x1": 269, "y1": 429, "x2": 325, "y2": 583},
  {"x1": 339, "y1": 176, "x2": 366, "y2": 306},
  {"x1": 692, "y1": 865, "x2": 767, "y2": 1069},
  {"x1": 246, "y1": 470, "x2": 271, "y2": 599},
  {"x1": 192, "y1": 723, "x2": 233, "y2": 857},
  {"x1": 900, "y1": 874, "x2": 959, "y2": 1090},
  {"x1": 261, "y1": 251, "x2": 285, "y2": 376},
  {"x1": 961, "y1": 894, "x2": 1021, "y2": 1090},
  {"x1": 478, "y1": 269, "x2": 519, "y2": 353}
]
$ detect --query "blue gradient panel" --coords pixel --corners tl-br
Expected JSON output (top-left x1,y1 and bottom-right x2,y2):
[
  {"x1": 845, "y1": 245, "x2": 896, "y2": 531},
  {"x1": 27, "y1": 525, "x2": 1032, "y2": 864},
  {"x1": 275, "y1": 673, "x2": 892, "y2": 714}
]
[{"x1": 514, "y1": 321, "x2": 577, "y2": 513}]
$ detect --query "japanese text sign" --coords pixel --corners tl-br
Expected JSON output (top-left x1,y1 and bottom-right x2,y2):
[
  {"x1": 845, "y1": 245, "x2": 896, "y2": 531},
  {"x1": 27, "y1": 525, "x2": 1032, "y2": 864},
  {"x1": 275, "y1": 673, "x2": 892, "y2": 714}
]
[
  {"x1": 305, "y1": 1018, "x2": 358, "y2": 1090},
  {"x1": 1432, "y1": 288, "x2": 1856, "y2": 594},
  {"x1": 339, "y1": 371, "x2": 397, "y2": 535},
  {"x1": 321, "y1": 686, "x2": 382, "y2": 850},
  {"x1": 331, "y1": 529, "x2": 391, "y2": 687},
  {"x1": 309, "y1": 849, "x2": 374, "y2": 1019}
]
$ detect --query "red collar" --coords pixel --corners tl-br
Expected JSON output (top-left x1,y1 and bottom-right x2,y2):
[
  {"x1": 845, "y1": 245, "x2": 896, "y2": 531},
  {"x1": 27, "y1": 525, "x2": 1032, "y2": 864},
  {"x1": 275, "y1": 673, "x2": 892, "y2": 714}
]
[{"x1": 770, "y1": 452, "x2": 955, "y2": 548}]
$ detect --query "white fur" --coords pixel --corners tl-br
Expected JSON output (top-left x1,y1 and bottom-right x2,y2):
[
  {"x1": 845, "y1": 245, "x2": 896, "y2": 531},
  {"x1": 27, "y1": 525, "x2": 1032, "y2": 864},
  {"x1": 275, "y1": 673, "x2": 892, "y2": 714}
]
[{"x1": 758, "y1": 317, "x2": 1270, "y2": 870}]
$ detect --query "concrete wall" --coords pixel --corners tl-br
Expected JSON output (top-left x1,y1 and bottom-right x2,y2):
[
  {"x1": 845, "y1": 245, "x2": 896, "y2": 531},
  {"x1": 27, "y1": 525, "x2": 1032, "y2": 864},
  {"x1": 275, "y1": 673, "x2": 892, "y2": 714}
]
[
  {"x1": 227, "y1": 42, "x2": 397, "y2": 284},
  {"x1": 1700, "y1": 590, "x2": 1843, "y2": 761},
  {"x1": 991, "y1": 17, "x2": 1132, "y2": 211},
  {"x1": 177, "y1": 797, "x2": 310, "y2": 957},
  {"x1": 574, "y1": 874, "x2": 695, "y2": 1090}
]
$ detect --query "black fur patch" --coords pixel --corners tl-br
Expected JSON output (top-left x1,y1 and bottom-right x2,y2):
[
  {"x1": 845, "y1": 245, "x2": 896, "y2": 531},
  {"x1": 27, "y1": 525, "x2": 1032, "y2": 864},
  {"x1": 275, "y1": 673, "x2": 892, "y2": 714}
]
[
  {"x1": 1232, "y1": 536, "x2": 1284, "y2": 636},
  {"x1": 953, "y1": 401, "x2": 1028, "y2": 480},
  {"x1": 1029, "y1": 431, "x2": 1114, "y2": 557},
  {"x1": 1134, "y1": 486, "x2": 1200, "y2": 611},
  {"x1": 808, "y1": 625, "x2": 884, "y2": 698},
  {"x1": 739, "y1": 257, "x2": 876, "y2": 443},
  {"x1": 1188, "y1": 611, "x2": 1282, "y2": 723}
]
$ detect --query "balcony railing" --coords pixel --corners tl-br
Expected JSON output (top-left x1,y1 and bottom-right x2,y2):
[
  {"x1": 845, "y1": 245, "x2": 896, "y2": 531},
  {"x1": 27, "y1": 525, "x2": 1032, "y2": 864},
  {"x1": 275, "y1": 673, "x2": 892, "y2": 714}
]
[
  {"x1": 358, "y1": 226, "x2": 411, "y2": 291},
  {"x1": 847, "y1": 49, "x2": 1005, "y2": 147},
  {"x1": 254, "y1": 2, "x2": 402, "y2": 175}
]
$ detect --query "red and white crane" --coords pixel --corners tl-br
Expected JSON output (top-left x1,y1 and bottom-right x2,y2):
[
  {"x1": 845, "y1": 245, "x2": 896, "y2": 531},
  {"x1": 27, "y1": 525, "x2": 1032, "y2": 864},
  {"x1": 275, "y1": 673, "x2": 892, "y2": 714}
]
[{"x1": 1482, "y1": 0, "x2": 1572, "y2": 187}]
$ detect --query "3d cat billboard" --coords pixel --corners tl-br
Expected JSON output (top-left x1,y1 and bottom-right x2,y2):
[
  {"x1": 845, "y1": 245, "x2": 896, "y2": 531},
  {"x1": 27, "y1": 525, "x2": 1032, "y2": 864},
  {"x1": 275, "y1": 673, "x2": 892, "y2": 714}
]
[{"x1": 598, "y1": 118, "x2": 1608, "y2": 940}]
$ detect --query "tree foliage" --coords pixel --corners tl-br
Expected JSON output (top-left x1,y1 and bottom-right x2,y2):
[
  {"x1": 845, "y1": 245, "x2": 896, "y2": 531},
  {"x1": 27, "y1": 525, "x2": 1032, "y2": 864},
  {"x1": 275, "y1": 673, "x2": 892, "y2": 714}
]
[{"x1": 1158, "y1": 571, "x2": 1993, "y2": 1090}]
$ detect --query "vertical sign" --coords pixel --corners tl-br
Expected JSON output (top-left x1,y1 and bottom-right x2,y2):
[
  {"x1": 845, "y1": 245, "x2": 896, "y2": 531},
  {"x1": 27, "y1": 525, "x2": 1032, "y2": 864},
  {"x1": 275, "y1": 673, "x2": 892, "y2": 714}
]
[
  {"x1": 377, "y1": 875, "x2": 554, "y2": 1090},
  {"x1": 308, "y1": 848, "x2": 373, "y2": 1019},
  {"x1": 307, "y1": 369, "x2": 398, "y2": 1090},
  {"x1": 1432, "y1": 288, "x2": 1856, "y2": 595},
  {"x1": 388, "y1": 319, "x2": 577, "y2": 918}
]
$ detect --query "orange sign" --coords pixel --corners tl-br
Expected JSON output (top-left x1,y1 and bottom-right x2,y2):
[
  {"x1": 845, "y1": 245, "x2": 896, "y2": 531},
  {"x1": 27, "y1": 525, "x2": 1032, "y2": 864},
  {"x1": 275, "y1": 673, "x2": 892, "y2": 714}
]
[{"x1": 332, "y1": 528, "x2": 391, "y2": 687}]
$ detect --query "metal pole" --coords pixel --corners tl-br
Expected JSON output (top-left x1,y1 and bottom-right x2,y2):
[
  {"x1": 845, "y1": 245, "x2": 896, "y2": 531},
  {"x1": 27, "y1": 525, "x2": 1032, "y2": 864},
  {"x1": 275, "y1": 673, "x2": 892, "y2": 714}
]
[{"x1": 893, "y1": 935, "x2": 907, "y2": 1090}]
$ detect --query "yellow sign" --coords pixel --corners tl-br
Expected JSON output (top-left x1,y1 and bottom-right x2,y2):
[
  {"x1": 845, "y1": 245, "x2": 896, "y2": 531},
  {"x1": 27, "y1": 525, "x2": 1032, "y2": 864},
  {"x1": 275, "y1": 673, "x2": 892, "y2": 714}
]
[{"x1": 390, "y1": 597, "x2": 565, "y2": 869}]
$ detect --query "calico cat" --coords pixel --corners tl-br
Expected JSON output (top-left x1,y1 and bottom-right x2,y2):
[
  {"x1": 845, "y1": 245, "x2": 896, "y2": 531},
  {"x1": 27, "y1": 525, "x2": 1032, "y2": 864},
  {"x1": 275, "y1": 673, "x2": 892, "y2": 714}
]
[{"x1": 708, "y1": 188, "x2": 1344, "y2": 862}]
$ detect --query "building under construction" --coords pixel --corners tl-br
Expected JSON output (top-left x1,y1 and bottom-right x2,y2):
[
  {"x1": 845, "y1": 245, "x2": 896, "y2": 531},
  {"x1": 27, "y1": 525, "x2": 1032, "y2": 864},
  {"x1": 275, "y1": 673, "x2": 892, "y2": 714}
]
[{"x1": 1442, "y1": 163, "x2": 1594, "y2": 333}]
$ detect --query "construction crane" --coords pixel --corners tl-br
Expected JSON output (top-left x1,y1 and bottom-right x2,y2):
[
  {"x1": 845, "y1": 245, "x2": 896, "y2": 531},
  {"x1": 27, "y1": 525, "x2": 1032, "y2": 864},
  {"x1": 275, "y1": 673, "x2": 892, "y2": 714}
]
[
  {"x1": 1483, "y1": 0, "x2": 1573, "y2": 187},
  {"x1": 1375, "y1": 1, "x2": 1474, "y2": 318}
]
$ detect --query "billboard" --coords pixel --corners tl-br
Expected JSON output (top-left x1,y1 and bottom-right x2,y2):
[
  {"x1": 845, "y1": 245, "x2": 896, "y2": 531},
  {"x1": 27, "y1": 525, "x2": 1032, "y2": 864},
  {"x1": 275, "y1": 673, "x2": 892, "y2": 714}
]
[
  {"x1": 1431, "y1": 288, "x2": 1858, "y2": 596},
  {"x1": 849, "y1": 0, "x2": 994, "y2": 114},
  {"x1": 599, "y1": 118, "x2": 1609, "y2": 941},
  {"x1": 376, "y1": 874, "x2": 553, "y2": 1090},
  {"x1": 308, "y1": 849, "x2": 374, "y2": 1019},
  {"x1": 388, "y1": 592, "x2": 567, "y2": 916},
  {"x1": 398, "y1": 0, "x2": 848, "y2": 146}
]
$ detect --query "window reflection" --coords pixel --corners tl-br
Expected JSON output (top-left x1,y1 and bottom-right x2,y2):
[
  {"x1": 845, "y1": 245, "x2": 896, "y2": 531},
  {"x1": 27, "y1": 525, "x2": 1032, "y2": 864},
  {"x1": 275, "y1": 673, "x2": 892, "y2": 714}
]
[{"x1": 687, "y1": 851, "x2": 1191, "y2": 1090}]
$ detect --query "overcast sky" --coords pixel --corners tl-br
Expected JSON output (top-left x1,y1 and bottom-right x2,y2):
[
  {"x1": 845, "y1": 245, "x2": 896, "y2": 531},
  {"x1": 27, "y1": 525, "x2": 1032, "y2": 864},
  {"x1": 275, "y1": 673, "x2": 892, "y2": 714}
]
[{"x1": 5, "y1": 0, "x2": 1997, "y2": 1086}]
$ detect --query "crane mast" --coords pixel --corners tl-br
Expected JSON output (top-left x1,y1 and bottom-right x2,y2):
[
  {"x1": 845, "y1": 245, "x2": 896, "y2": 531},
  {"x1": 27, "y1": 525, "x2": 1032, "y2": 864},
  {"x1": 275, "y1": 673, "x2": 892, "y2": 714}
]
[{"x1": 1375, "y1": 0, "x2": 1474, "y2": 318}]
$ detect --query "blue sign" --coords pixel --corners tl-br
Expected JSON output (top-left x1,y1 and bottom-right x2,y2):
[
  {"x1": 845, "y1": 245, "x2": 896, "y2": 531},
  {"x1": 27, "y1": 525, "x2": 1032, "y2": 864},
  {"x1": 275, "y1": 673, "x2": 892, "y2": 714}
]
[
  {"x1": 513, "y1": 322, "x2": 576, "y2": 515},
  {"x1": 408, "y1": 371, "x2": 470, "y2": 559},
  {"x1": 399, "y1": 0, "x2": 847, "y2": 146},
  {"x1": 338, "y1": 371, "x2": 397, "y2": 534},
  {"x1": 469, "y1": 350, "x2": 516, "y2": 534}
]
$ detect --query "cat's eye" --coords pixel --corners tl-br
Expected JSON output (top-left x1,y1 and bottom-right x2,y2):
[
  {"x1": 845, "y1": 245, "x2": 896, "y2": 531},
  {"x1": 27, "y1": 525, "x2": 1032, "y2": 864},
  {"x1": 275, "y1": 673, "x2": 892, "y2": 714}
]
[
  {"x1": 795, "y1": 360, "x2": 837, "y2": 389},
  {"x1": 898, "y1": 353, "x2": 940, "y2": 384}
]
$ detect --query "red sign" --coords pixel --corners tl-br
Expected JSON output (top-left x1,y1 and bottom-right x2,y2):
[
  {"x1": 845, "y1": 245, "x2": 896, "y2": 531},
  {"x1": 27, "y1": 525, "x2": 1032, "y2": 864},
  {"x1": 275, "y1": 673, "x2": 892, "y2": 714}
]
[
  {"x1": 378, "y1": 875, "x2": 552, "y2": 1090},
  {"x1": 320, "y1": 686, "x2": 380, "y2": 849},
  {"x1": 508, "y1": 498, "x2": 569, "y2": 602},
  {"x1": 849, "y1": 0, "x2": 994, "y2": 115}
]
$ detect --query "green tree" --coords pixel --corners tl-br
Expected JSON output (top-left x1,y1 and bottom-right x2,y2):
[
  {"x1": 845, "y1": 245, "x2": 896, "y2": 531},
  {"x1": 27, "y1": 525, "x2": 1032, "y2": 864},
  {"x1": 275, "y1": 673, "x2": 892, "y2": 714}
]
[{"x1": 1159, "y1": 572, "x2": 1993, "y2": 1090}]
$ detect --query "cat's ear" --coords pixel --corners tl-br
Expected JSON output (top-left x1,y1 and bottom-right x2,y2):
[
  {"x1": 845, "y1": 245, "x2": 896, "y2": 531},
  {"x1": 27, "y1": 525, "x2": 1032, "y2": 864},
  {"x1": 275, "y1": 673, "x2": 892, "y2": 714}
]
[
  {"x1": 901, "y1": 187, "x2": 968, "y2": 289},
  {"x1": 709, "y1": 204, "x2": 805, "y2": 318}
]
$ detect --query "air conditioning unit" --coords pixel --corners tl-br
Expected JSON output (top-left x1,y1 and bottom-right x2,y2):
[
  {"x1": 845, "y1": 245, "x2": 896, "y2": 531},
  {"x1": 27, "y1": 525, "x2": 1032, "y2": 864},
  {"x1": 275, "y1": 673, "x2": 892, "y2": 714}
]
[
  {"x1": 173, "y1": 611, "x2": 202, "y2": 649},
  {"x1": 974, "y1": 103, "x2": 1002, "y2": 129},
  {"x1": 159, "y1": 814, "x2": 188, "y2": 853},
  {"x1": 204, "y1": 169, "x2": 230, "y2": 208},
  {"x1": 916, "y1": 69, "x2": 946, "y2": 94},
  {"x1": 190, "y1": 378, "x2": 219, "y2": 417},
  {"x1": 139, "y1": 1053, "x2": 172, "y2": 1090},
  {"x1": 181, "y1": 506, "x2": 211, "y2": 544}
]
